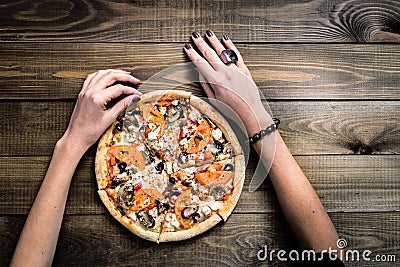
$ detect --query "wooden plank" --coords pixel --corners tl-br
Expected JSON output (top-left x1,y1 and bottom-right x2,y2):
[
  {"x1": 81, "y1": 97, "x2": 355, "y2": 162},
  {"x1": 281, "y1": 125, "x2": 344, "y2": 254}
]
[
  {"x1": 0, "y1": 0, "x2": 399, "y2": 43},
  {"x1": 0, "y1": 101, "x2": 398, "y2": 156},
  {"x1": 1, "y1": 155, "x2": 398, "y2": 215},
  {"x1": 1, "y1": 43, "x2": 400, "y2": 100},
  {"x1": 1, "y1": 213, "x2": 399, "y2": 266}
]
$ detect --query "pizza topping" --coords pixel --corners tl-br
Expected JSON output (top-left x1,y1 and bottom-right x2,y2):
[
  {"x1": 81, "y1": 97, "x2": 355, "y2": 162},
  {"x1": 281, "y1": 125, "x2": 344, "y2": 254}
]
[
  {"x1": 186, "y1": 119, "x2": 211, "y2": 154},
  {"x1": 208, "y1": 201, "x2": 223, "y2": 211},
  {"x1": 115, "y1": 122, "x2": 123, "y2": 132},
  {"x1": 214, "y1": 140, "x2": 224, "y2": 151},
  {"x1": 117, "y1": 162, "x2": 127, "y2": 173},
  {"x1": 200, "y1": 205, "x2": 212, "y2": 217},
  {"x1": 181, "y1": 205, "x2": 198, "y2": 219},
  {"x1": 209, "y1": 184, "x2": 229, "y2": 201},
  {"x1": 108, "y1": 145, "x2": 146, "y2": 171},
  {"x1": 191, "y1": 212, "x2": 201, "y2": 223},
  {"x1": 137, "y1": 210, "x2": 156, "y2": 228},
  {"x1": 111, "y1": 174, "x2": 129, "y2": 187},
  {"x1": 166, "y1": 105, "x2": 183, "y2": 122},
  {"x1": 178, "y1": 152, "x2": 189, "y2": 164},
  {"x1": 211, "y1": 128, "x2": 223, "y2": 140},
  {"x1": 155, "y1": 161, "x2": 164, "y2": 172},
  {"x1": 222, "y1": 143, "x2": 234, "y2": 156},
  {"x1": 223, "y1": 163, "x2": 234, "y2": 172},
  {"x1": 117, "y1": 183, "x2": 135, "y2": 209}
]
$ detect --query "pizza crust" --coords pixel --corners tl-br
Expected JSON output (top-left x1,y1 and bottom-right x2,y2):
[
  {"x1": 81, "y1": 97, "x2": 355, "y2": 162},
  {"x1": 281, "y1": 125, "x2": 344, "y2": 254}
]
[
  {"x1": 95, "y1": 124, "x2": 115, "y2": 190},
  {"x1": 217, "y1": 155, "x2": 245, "y2": 221},
  {"x1": 158, "y1": 213, "x2": 222, "y2": 242},
  {"x1": 138, "y1": 90, "x2": 192, "y2": 105}
]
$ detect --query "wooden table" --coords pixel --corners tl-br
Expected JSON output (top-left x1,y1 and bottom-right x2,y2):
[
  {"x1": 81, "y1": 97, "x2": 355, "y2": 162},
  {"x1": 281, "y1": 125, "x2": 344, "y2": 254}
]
[{"x1": 1, "y1": 1, "x2": 399, "y2": 266}]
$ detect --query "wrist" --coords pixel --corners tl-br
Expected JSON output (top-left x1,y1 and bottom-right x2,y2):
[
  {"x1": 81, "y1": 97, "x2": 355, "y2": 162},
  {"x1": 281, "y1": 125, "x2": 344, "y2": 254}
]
[
  {"x1": 56, "y1": 133, "x2": 88, "y2": 159},
  {"x1": 241, "y1": 105, "x2": 273, "y2": 136}
]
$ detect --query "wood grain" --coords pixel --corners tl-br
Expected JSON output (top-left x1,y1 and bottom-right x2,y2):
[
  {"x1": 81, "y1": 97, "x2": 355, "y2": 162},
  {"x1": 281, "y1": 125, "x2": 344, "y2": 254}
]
[
  {"x1": 1, "y1": 43, "x2": 400, "y2": 100},
  {"x1": 1, "y1": 155, "x2": 398, "y2": 215},
  {"x1": 0, "y1": 0, "x2": 399, "y2": 43},
  {"x1": 1, "y1": 213, "x2": 399, "y2": 266},
  {"x1": 0, "y1": 101, "x2": 398, "y2": 156}
]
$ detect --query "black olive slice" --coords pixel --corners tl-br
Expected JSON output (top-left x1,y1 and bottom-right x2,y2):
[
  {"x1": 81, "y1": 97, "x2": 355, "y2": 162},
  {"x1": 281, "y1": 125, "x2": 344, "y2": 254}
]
[
  {"x1": 181, "y1": 205, "x2": 198, "y2": 219},
  {"x1": 223, "y1": 163, "x2": 234, "y2": 172}
]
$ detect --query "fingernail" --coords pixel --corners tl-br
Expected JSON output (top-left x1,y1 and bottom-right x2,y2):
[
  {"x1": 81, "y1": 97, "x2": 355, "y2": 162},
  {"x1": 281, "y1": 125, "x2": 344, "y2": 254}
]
[
  {"x1": 122, "y1": 70, "x2": 131, "y2": 74},
  {"x1": 184, "y1": 43, "x2": 192, "y2": 50},
  {"x1": 223, "y1": 34, "x2": 229, "y2": 40},
  {"x1": 192, "y1": 32, "x2": 200, "y2": 38},
  {"x1": 206, "y1": 30, "x2": 213, "y2": 37}
]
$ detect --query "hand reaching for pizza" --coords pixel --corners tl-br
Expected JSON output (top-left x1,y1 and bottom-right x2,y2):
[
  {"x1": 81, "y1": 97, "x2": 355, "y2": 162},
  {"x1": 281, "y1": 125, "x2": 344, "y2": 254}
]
[
  {"x1": 62, "y1": 69, "x2": 142, "y2": 153},
  {"x1": 183, "y1": 30, "x2": 272, "y2": 135}
]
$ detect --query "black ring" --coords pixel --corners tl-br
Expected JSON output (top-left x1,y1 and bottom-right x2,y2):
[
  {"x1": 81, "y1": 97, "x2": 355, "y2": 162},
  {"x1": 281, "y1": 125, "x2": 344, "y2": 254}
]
[{"x1": 219, "y1": 49, "x2": 238, "y2": 64}]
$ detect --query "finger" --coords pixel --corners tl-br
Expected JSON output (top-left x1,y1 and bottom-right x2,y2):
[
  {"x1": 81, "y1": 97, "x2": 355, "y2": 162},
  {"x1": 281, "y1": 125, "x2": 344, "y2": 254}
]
[
  {"x1": 88, "y1": 69, "x2": 139, "y2": 90},
  {"x1": 221, "y1": 35, "x2": 246, "y2": 69},
  {"x1": 106, "y1": 94, "x2": 141, "y2": 122},
  {"x1": 198, "y1": 72, "x2": 215, "y2": 99},
  {"x1": 90, "y1": 71, "x2": 140, "y2": 93},
  {"x1": 81, "y1": 72, "x2": 97, "y2": 92},
  {"x1": 205, "y1": 30, "x2": 226, "y2": 58},
  {"x1": 100, "y1": 84, "x2": 142, "y2": 104},
  {"x1": 191, "y1": 32, "x2": 225, "y2": 71},
  {"x1": 184, "y1": 43, "x2": 216, "y2": 78}
]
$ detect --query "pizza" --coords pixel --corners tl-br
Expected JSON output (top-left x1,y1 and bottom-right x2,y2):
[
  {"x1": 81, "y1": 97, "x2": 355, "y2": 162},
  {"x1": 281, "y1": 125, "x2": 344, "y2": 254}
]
[{"x1": 95, "y1": 90, "x2": 245, "y2": 242}]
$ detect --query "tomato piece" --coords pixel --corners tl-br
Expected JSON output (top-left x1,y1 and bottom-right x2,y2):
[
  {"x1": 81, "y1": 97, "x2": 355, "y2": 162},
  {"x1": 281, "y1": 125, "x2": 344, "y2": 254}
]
[
  {"x1": 105, "y1": 188, "x2": 117, "y2": 201},
  {"x1": 107, "y1": 145, "x2": 145, "y2": 170},
  {"x1": 195, "y1": 170, "x2": 233, "y2": 186},
  {"x1": 203, "y1": 150, "x2": 214, "y2": 160},
  {"x1": 129, "y1": 188, "x2": 162, "y2": 212},
  {"x1": 175, "y1": 190, "x2": 193, "y2": 229},
  {"x1": 194, "y1": 172, "x2": 211, "y2": 186},
  {"x1": 156, "y1": 100, "x2": 172, "y2": 106},
  {"x1": 134, "y1": 183, "x2": 142, "y2": 191},
  {"x1": 186, "y1": 120, "x2": 211, "y2": 154},
  {"x1": 179, "y1": 129, "x2": 186, "y2": 139},
  {"x1": 140, "y1": 104, "x2": 166, "y2": 140}
]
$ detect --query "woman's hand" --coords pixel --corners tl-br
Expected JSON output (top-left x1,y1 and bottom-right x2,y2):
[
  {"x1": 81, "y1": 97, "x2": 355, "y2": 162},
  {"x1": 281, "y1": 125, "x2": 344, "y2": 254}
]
[
  {"x1": 61, "y1": 69, "x2": 142, "y2": 153},
  {"x1": 183, "y1": 30, "x2": 271, "y2": 135}
]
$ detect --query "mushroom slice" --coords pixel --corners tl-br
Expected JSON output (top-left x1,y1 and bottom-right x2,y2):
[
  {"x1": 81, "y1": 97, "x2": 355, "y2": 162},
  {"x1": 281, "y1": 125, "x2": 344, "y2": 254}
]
[
  {"x1": 181, "y1": 205, "x2": 198, "y2": 219},
  {"x1": 167, "y1": 105, "x2": 183, "y2": 122},
  {"x1": 117, "y1": 183, "x2": 135, "y2": 210},
  {"x1": 136, "y1": 210, "x2": 156, "y2": 228},
  {"x1": 209, "y1": 184, "x2": 229, "y2": 201},
  {"x1": 222, "y1": 143, "x2": 235, "y2": 156}
]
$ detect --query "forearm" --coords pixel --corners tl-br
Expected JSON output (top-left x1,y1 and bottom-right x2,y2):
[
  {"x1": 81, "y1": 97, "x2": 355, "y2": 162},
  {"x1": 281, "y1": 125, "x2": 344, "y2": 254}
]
[
  {"x1": 249, "y1": 110, "x2": 339, "y2": 252},
  {"x1": 11, "y1": 137, "x2": 85, "y2": 267}
]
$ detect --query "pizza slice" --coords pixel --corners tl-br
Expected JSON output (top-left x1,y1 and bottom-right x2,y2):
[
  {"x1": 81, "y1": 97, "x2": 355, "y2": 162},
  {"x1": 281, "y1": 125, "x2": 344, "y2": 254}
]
[
  {"x1": 157, "y1": 155, "x2": 245, "y2": 242},
  {"x1": 176, "y1": 113, "x2": 237, "y2": 168}
]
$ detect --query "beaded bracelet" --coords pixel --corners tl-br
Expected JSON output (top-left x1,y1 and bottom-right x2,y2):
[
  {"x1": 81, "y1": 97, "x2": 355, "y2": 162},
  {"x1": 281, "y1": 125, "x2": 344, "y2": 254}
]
[{"x1": 248, "y1": 118, "x2": 280, "y2": 145}]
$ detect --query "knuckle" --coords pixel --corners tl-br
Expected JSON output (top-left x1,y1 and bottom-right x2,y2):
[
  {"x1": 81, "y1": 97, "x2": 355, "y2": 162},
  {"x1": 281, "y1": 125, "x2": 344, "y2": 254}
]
[
  {"x1": 89, "y1": 93, "x2": 102, "y2": 105},
  {"x1": 203, "y1": 49, "x2": 215, "y2": 59},
  {"x1": 87, "y1": 72, "x2": 96, "y2": 79}
]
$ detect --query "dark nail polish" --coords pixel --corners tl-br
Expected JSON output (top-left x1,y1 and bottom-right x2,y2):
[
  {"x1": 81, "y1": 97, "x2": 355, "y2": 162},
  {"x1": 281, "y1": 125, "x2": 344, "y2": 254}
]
[
  {"x1": 184, "y1": 43, "x2": 192, "y2": 50},
  {"x1": 192, "y1": 32, "x2": 200, "y2": 38},
  {"x1": 223, "y1": 34, "x2": 229, "y2": 40},
  {"x1": 206, "y1": 30, "x2": 213, "y2": 37}
]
